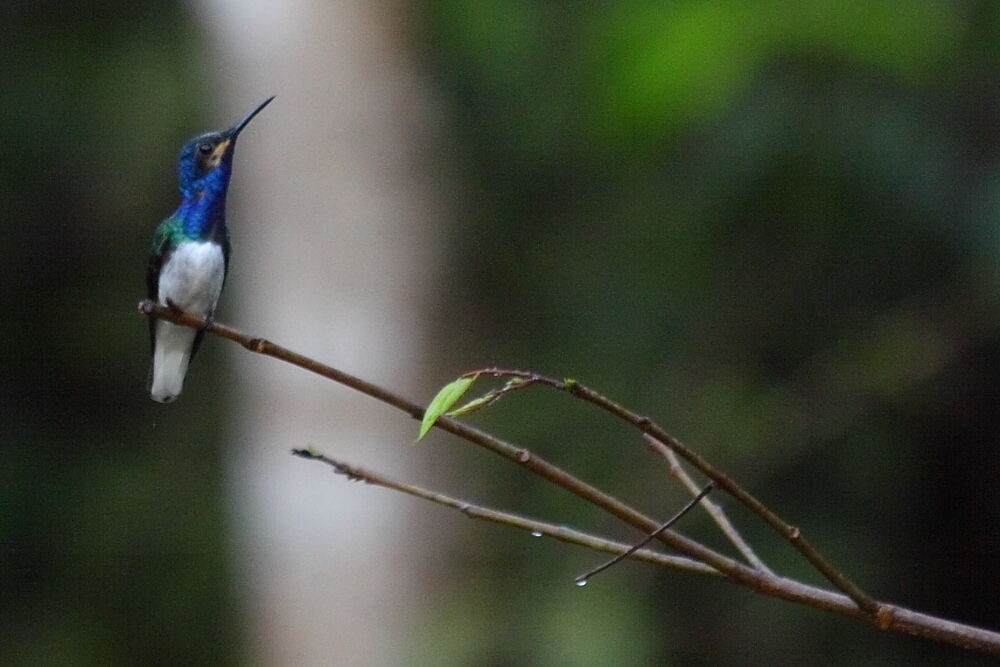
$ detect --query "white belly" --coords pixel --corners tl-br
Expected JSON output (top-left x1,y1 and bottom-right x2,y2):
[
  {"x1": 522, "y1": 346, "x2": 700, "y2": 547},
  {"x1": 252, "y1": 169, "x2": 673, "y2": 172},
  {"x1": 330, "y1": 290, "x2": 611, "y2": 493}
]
[
  {"x1": 158, "y1": 241, "x2": 225, "y2": 315},
  {"x1": 150, "y1": 241, "x2": 225, "y2": 402}
]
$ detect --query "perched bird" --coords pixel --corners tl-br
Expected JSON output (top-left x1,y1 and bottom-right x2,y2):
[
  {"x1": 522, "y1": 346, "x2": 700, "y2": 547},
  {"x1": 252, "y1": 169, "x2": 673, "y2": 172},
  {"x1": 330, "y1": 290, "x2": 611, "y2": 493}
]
[{"x1": 147, "y1": 97, "x2": 274, "y2": 403}]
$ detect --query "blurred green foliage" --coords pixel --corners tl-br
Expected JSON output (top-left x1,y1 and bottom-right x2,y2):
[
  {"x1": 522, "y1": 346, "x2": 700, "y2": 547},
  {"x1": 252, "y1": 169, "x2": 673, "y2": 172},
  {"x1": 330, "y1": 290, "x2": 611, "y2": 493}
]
[
  {"x1": 3, "y1": 0, "x2": 999, "y2": 665},
  {"x1": 418, "y1": 0, "x2": 1000, "y2": 664}
]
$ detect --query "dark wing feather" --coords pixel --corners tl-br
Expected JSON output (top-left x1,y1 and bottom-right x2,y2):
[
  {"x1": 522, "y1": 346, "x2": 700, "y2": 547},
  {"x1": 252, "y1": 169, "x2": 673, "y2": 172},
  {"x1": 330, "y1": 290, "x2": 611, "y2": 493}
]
[
  {"x1": 146, "y1": 219, "x2": 178, "y2": 391},
  {"x1": 146, "y1": 219, "x2": 177, "y2": 353}
]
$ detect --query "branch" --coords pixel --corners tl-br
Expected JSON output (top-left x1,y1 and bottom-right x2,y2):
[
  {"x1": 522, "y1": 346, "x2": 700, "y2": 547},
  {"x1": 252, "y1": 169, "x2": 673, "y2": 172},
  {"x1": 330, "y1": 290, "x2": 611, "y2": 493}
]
[
  {"x1": 290, "y1": 448, "x2": 720, "y2": 578},
  {"x1": 291, "y1": 446, "x2": 1000, "y2": 656},
  {"x1": 139, "y1": 301, "x2": 1000, "y2": 656},
  {"x1": 575, "y1": 481, "x2": 715, "y2": 584},
  {"x1": 139, "y1": 300, "x2": 746, "y2": 581},
  {"x1": 644, "y1": 434, "x2": 772, "y2": 574},
  {"x1": 458, "y1": 367, "x2": 875, "y2": 613}
]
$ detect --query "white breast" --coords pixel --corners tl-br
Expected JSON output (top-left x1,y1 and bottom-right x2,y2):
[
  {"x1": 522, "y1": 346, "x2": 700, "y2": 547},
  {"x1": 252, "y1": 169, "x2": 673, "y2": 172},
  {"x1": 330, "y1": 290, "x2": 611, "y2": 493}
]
[{"x1": 158, "y1": 241, "x2": 226, "y2": 316}]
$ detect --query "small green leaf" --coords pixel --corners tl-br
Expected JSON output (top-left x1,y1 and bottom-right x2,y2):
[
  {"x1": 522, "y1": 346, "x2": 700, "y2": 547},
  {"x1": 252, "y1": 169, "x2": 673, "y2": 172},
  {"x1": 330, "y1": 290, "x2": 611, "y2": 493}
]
[
  {"x1": 418, "y1": 375, "x2": 477, "y2": 440},
  {"x1": 447, "y1": 393, "x2": 496, "y2": 417}
]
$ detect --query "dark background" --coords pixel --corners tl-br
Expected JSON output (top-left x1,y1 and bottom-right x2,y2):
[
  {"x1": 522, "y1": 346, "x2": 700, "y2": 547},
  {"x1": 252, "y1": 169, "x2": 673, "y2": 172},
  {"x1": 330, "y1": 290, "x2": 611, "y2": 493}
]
[{"x1": 3, "y1": 1, "x2": 998, "y2": 664}]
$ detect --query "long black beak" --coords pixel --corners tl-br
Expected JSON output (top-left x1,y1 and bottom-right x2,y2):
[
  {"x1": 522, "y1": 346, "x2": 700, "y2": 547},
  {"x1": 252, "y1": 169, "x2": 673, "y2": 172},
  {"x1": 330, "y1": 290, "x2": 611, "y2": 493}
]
[{"x1": 225, "y1": 96, "x2": 275, "y2": 140}]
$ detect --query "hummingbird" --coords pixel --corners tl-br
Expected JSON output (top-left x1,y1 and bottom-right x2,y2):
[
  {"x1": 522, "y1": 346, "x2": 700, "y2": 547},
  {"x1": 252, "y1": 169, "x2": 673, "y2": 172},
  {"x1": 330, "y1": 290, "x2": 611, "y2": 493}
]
[{"x1": 147, "y1": 96, "x2": 274, "y2": 403}]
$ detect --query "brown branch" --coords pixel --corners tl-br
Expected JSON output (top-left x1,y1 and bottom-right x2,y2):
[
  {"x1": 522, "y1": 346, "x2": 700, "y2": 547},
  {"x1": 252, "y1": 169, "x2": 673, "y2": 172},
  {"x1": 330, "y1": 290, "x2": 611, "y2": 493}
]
[
  {"x1": 290, "y1": 448, "x2": 720, "y2": 578},
  {"x1": 460, "y1": 367, "x2": 876, "y2": 614},
  {"x1": 139, "y1": 300, "x2": 746, "y2": 581},
  {"x1": 644, "y1": 434, "x2": 772, "y2": 574},
  {"x1": 290, "y1": 446, "x2": 1000, "y2": 656},
  {"x1": 139, "y1": 301, "x2": 1000, "y2": 656}
]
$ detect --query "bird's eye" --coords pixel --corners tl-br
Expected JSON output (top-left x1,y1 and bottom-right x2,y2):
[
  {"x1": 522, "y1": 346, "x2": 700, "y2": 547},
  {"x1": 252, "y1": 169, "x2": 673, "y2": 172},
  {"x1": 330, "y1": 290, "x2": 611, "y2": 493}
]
[{"x1": 198, "y1": 143, "x2": 213, "y2": 155}]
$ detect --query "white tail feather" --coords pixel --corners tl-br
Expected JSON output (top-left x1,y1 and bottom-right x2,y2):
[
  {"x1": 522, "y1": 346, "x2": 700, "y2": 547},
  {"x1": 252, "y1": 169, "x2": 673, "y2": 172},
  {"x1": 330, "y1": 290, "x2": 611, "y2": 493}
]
[{"x1": 150, "y1": 321, "x2": 196, "y2": 403}]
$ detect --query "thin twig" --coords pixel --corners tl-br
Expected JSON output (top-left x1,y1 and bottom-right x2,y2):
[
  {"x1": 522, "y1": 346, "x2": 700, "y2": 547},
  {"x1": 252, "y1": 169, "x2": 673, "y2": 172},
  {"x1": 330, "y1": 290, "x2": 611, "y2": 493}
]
[
  {"x1": 575, "y1": 482, "x2": 715, "y2": 585},
  {"x1": 644, "y1": 434, "x2": 772, "y2": 574},
  {"x1": 460, "y1": 367, "x2": 877, "y2": 614},
  {"x1": 290, "y1": 448, "x2": 720, "y2": 578},
  {"x1": 290, "y1": 445, "x2": 1000, "y2": 655},
  {"x1": 138, "y1": 302, "x2": 1000, "y2": 655}
]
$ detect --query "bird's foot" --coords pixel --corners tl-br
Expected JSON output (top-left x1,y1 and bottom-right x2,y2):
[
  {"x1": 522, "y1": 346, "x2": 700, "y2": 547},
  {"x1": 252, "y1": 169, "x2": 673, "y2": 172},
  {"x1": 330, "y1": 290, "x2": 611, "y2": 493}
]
[
  {"x1": 201, "y1": 312, "x2": 216, "y2": 332},
  {"x1": 165, "y1": 298, "x2": 183, "y2": 313}
]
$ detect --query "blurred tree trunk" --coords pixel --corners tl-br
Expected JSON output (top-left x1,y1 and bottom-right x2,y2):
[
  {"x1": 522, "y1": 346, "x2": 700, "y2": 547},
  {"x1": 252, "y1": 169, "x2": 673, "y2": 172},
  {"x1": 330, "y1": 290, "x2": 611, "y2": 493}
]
[{"x1": 195, "y1": 2, "x2": 441, "y2": 664}]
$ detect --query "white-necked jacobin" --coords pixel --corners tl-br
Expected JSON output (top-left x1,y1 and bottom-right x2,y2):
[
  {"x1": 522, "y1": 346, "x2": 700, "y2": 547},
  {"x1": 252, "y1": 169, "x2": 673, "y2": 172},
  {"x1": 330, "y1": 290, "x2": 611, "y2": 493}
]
[{"x1": 147, "y1": 96, "x2": 274, "y2": 403}]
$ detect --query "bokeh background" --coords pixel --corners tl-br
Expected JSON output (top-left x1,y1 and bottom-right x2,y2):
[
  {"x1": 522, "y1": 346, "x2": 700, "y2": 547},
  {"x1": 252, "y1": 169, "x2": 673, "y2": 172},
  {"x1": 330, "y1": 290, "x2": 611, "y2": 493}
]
[{"x1": 3, "y1": 1, "x2": 999, "y2": 665}]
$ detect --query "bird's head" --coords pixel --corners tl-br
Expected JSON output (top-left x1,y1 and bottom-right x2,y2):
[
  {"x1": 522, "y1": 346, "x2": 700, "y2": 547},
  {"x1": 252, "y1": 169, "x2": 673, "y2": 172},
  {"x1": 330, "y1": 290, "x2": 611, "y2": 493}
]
[{"x1": 177, "y1": 96, "x2": 274, "y2": 197}]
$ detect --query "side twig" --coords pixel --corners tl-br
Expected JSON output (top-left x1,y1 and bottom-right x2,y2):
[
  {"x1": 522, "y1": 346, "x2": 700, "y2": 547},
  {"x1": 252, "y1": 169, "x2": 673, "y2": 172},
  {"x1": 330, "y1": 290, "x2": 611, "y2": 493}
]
[
  {"x1": 644, "y1": 434, "x2": 772, "y2": 575},
  {"x1": 575, "y1": 482, "x2": 715, "y2": 585},
  {"x1": 460, "y1": 367, "x2": 877, "y2": 614},
  {"x1": 290, "y1": 448, "x2": 720, "y2": 578},
  {"x1": 289, "y1": 444, "x2": 1000, "y2": 655}
]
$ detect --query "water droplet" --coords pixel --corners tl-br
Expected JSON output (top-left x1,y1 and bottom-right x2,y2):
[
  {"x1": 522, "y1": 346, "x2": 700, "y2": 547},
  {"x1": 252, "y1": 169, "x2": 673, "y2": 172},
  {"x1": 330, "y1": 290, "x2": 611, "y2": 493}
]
[
  {"x1": 575, "y1": 579, "x2": 588, "y2": 587},
  {"x1": 530, "y1": 531, "x2": 543, "y2": 538}
]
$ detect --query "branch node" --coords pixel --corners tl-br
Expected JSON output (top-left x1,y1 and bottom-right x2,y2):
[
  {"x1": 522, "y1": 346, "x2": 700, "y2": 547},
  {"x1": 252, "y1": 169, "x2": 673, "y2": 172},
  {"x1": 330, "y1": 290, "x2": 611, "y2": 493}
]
[
  {"x1": 876, "y1": 605, "x2": 895, "y2": 630},
  {"x1": 516, "y1": 449, "x2": 531, "y2": 463},
  {"x1": 787, "y1": 526, "x2": 801, "y2": 540}
]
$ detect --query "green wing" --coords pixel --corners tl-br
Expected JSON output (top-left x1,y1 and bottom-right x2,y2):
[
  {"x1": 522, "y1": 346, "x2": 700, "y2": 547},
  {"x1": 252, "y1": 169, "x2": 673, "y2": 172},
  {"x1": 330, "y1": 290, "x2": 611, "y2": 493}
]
[
  {"x1": 146, "y1": 217, "x2": 183, "y2": 357},
  {"x1": 146, "y1": 217, "x2": 182, "y2": 301}
]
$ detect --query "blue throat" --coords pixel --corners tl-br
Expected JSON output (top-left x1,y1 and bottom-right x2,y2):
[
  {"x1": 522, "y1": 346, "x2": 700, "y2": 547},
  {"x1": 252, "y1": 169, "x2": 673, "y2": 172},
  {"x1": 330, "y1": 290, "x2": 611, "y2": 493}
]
[{"x1": 176, "y1": 164, "x2": 232, "y2": 241}]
